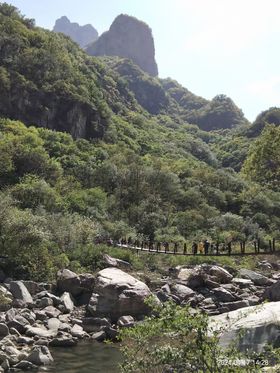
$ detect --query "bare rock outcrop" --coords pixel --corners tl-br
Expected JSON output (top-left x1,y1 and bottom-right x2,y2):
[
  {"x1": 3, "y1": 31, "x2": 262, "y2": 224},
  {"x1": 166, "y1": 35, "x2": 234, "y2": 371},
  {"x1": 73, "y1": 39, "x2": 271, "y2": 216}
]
[
  {"x1": 53, "y1": 16, "x2": 98, "y2": 48},
  {"x1": 86, "y1": 14, "x2": 158, "y2": 77}
]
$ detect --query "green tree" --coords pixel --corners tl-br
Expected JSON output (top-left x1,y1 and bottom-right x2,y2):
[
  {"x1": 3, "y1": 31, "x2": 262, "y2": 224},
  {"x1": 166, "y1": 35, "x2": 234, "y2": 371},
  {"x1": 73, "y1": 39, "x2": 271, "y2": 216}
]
[{"x1": 242, "y1": 125, "x2": 280, "y2": 190}]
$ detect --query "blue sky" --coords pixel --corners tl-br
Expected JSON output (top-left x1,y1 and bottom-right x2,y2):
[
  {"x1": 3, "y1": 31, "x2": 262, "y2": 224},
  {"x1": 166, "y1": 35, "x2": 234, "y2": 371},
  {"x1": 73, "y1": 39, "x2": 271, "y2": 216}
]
[{"x1": 7, "y1": 0, "x2": 280, "y2": 121}]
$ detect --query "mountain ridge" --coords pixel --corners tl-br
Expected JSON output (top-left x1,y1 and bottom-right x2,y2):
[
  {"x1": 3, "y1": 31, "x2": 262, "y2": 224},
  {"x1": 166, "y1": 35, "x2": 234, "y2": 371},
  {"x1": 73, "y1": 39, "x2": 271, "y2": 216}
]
[{"x1": 53, "y1": 15, "x2": 98, "y2": 48}]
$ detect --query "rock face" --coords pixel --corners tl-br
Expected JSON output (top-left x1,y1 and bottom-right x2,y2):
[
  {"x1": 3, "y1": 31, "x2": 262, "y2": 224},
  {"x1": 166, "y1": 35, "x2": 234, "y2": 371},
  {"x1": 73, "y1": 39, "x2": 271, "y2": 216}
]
[
  {"x1": 86, "y1": 14, "x2": 158, "y2": 77},
  {"x1": 210, "y1": 301, "x2": 280, "y2": 352},
  {"x1": 88, "y1": 268, "x2": 153, "y2": 321},
  {"x1": 53, "y1": 16, "x2": 98, "y2": 48}
]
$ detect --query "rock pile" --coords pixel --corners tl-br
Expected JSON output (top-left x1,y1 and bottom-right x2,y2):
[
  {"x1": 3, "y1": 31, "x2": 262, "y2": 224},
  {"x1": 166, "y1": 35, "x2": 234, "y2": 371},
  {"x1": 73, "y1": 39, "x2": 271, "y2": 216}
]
[
  {"x1": 159, "y1": 263, "x2": 277, "y2": 314},
  {"x1": 0, "y1": 257, "x2": 279, "y2": 371},
  {"x1": 0, "y1": 267, "x2": 150, "y2": 371}
]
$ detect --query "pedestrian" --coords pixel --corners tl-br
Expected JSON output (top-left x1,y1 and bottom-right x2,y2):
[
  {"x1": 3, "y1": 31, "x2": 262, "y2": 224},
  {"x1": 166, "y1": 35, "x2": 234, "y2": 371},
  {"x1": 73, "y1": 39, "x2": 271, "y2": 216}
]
[
  {"x1": 192, "y1": 242, "x2": 198, "y2": 255},
  {"x1": 215, "y1": 242, "x2": 219, "y2": 255},
  {"x1": 204, "y1": 240, "x2": 210, "y2": 255},
  {"x1": 183, "y1": 243, "x2": 187, "y2": 255},
  {"x1": 198, "y1": 241, "x2": 204, "y2": 254},
  {"x1": 156, "y1": 242, "x2": 161, "y2": 252}
]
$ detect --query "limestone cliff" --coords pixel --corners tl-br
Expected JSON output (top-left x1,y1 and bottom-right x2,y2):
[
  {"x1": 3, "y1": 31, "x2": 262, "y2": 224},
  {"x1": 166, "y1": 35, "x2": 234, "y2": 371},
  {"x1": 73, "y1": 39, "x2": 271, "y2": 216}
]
[
  {"x1": 86, "y1": 14, "x2": 158, "y2": 77},
  {"x1": 53, "y1": 16, "x2": 98, "y2": 48}
]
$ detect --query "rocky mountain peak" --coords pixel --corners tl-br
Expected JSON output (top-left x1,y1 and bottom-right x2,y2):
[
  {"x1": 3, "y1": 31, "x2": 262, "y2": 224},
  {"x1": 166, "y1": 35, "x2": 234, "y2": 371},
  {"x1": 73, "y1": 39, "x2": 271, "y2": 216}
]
[
  {"x1": 53, "y1": 16, "x2": 98, "y2": 48},
  {"x1": 86, "y1": 14, "x2": 158, "y2": 77}
]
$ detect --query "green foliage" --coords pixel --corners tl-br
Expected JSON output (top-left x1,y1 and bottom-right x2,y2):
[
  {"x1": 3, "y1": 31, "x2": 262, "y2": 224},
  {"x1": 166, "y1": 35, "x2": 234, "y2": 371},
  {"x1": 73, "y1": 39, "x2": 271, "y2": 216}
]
[
  {"x1": 11, "y1": 175, "x2": 63, "y2": 211},
  {"x1": 0, "y1": 5, "x2": 114, "y2": 138},
  {"x1": 242, "y1": 125, "x2": 280, "y2": 190},
  {"x1": 187, "y1": 94, "x2": 247, "y2": 131},
  {"x1": 0, "y1": 191, "x2": 53, "y2": 280},
  {"x1": 119, "y1": 300, "x2": 268, "y2": 373},
  {"x1": 0, "y1": 3, "x2": 280, "y2": 284},
  {"x1": 0, "y1": 115, "x2": 279, "y2": 282},
  {"x1": 247, "y1": 107, "x2": 280, "y2": 137}
]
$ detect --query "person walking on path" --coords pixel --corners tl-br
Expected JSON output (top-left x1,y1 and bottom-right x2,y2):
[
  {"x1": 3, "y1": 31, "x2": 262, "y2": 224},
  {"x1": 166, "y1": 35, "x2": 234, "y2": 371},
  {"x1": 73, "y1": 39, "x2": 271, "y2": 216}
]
[
  {"x1": 198, "y1": 241, "x2": 204, "y2": 254},
  {"x1": 204, "y1": 240, "x2": 210, "y2": 255},
  {"x1": 215, "y1": 242, "x2": 220, "y2": 255},
  {"x1": 192, "y1": 242, "x2": 198, "y2": 255}
]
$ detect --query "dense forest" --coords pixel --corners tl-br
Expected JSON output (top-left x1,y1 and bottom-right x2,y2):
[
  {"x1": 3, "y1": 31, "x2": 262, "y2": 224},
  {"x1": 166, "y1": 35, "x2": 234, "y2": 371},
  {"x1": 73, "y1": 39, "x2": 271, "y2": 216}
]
[{"x1": 1, "y1": 3, "x2": 280, "y2": 281}]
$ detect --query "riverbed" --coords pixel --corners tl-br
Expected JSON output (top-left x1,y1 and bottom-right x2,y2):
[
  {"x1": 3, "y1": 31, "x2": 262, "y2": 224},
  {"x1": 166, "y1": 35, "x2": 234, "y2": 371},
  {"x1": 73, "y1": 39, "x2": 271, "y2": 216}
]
[{"x1": 38, "y1": 341, "x2": 121, "y2": 373}]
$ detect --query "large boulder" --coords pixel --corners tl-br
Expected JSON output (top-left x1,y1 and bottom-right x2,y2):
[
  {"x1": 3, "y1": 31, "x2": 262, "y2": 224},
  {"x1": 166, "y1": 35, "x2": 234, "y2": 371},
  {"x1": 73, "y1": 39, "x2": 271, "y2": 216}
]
[
  {"x1": 7, "y1": 315, "x2": 29, "y2": 334},
  {"x1": 239, "y1": 269, "x2": 273, "y2": 286},
  {"x1": 26, "y1": 326, "x2": 57, "y2": 338},
  {"x1": 37, "y1": 297, "x2": 53, "y2": 308},
  {"x1": 71, "y1": 324, "x2": 87, "y2": 339},
  {"x1": 47, "y1": 318, "x2": 61, "y2": 332},
  {"x1": 56, "y1": 269, "x2": 81, "y2": 296},
  {"x1": 81, "y1": 317, "x2": 110, "y2": 333},
  {"x1": 43, "y1": 306, "x2": 61, "y2": 319},
  {"x1": 9, "y1": 281, "x2": 33, "y2": 304},
  {"x1": 25, "y1": 346, "x2": 53, "y2": 366},
  {"x1": 87, "y1": 268, "x2": 153, "y2": 321},
  {"x1": 212, "y1": 287, "x2": 239, "y2": 303},
  {"x1": 210, "y1": 301, "x2": 280, "y2": 352},
  {"x1": 208, "y1": 266, "x2": 233, "y2": 284},
  {"x1": 175, "y1": 267, "x2": 205, "y2": 289},
  {"x1": 103, "y1": 254, "x2": 131, "y2": 270},
  {"x1": 60, "y1": 292, "x2": 74, "y2": 313},
  {"x1": 23, "y1": 281, "x2": 53, "y2": 295},
  {"x1": 263, "y1": 280, "x2": 280, "y2": 301},
  {"x1": 175, "y1": 267, "x2": 193, "y2": 282},
  {"x1": 174, "y1": 265, "x2": 233, "y2": 289},
  {"x1": 232, "y1": 278, "x2": 253, "y2": 288},
  {"x1": 35, "y1": 291, "x2": 61, "y2": 306},
  {"x1": 0, "y1": 324, "x2": 9, "y2": 338},
  {"x1": 49, "y1": 333, "x2": 77, "y2": 347},
  {"x1": 57, "y1": 270, "x2": 95, "y2": 298},
  {"x1": 170, "y1": 284, "x2": 195, "y2": 302}
]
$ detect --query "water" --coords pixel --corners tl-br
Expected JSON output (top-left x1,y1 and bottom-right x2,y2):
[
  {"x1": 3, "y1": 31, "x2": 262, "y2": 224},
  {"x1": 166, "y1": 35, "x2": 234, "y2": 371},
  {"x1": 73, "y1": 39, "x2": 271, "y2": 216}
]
[{"x1": 38, "y1": 341, "x2": 122, "y2": 373}]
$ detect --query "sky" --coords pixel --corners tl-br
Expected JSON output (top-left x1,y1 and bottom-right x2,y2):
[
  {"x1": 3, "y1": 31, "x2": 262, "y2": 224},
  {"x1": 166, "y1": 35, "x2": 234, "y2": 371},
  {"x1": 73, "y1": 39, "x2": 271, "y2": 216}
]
[{"x1": 6, "y1": 0, "x2": 280, "y2": 121}]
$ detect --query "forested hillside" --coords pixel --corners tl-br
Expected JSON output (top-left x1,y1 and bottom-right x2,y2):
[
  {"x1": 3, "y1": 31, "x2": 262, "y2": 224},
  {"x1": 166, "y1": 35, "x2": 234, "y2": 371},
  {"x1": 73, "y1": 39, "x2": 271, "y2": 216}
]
[{"x1": 0, "y1": 3, "x2": 280, "y2": 281}]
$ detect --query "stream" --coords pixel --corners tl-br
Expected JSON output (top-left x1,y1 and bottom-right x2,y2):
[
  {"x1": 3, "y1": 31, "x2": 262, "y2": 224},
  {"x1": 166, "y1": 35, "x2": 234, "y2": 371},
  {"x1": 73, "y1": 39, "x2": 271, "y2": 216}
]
[{"x1": 38, "y1": 341, "x2": 121, "y2": 373}]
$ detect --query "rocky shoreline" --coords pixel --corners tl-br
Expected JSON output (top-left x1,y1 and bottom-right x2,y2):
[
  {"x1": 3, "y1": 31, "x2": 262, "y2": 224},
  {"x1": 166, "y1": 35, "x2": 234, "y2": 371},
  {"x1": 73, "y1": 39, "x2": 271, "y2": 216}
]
[{"x1": 0, "y1": 255, "x2": 280, "y2": 371}]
